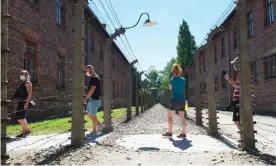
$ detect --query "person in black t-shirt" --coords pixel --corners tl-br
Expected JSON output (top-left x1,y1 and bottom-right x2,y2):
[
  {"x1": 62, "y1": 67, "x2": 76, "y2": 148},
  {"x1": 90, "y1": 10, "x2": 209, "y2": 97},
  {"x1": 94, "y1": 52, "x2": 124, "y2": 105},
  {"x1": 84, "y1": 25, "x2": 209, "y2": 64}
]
[{"x1": 84, "y1": 65, "x2": 104, "y2": 132}]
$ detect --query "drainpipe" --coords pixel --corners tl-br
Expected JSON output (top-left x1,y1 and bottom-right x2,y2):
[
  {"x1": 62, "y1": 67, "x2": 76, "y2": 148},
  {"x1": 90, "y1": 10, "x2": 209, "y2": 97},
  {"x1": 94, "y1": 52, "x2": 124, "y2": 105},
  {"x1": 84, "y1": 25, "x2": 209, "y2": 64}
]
[{"x1": 226, "y1": 30, "x2": 231, "y2": 106}]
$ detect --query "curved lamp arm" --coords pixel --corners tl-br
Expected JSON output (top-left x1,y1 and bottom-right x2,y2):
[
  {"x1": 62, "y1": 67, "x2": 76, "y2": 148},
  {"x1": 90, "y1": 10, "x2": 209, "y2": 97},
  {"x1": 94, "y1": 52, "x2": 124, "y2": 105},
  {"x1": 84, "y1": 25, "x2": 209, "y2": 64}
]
[
  {"x1": 123, "y1": 13, "x2": 150, "y2": 30},
  {"x1": 142, "y1": 66, "x2": 155, "y2": 74}
]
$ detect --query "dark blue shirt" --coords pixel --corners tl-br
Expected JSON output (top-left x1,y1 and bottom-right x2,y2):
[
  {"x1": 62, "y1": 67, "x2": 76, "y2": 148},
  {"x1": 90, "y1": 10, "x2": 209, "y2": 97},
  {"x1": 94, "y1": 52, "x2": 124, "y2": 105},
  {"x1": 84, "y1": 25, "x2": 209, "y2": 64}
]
[{"x1": 170, "y1": 76, "x2": 186, "y2": 101}]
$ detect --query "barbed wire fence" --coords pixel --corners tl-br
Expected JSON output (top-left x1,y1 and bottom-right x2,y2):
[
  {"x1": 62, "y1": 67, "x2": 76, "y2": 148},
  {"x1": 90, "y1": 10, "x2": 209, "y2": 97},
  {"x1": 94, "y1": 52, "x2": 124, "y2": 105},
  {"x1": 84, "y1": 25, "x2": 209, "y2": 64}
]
[{"x1": 1, "y1": 0, "x2": 158, "y2": 164}]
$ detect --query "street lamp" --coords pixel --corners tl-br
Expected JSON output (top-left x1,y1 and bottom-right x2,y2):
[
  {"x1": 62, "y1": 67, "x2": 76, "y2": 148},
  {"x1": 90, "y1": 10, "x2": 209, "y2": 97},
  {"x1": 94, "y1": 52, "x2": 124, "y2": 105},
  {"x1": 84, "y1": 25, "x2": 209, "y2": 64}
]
[{"x1": 102, "y1": 13, "x2": 157, "y2": 132}]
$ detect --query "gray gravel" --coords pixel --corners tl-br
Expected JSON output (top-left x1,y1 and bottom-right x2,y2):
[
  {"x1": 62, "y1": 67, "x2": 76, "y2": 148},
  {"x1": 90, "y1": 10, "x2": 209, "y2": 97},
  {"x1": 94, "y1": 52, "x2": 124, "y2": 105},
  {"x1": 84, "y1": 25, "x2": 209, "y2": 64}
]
[{"x1": 44, "y1": 104, "x2": 267, "y2": 165}]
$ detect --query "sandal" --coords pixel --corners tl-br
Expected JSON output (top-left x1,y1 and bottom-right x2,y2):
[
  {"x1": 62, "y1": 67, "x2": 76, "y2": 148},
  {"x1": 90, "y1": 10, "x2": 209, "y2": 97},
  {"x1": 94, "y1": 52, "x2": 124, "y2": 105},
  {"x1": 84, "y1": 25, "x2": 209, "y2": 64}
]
[
  {"x1": 22, "y1": 130, "x2": 32, "y2": 138},
  {"x1": 162, "y1": 132, "x2": 172, "y2": 137},
  {"x1": 16, "y1": 133, "x2": 23, "y2": 138},
  {"x1": 177, "y1": 134, "x2": 186, "y2": 138}
]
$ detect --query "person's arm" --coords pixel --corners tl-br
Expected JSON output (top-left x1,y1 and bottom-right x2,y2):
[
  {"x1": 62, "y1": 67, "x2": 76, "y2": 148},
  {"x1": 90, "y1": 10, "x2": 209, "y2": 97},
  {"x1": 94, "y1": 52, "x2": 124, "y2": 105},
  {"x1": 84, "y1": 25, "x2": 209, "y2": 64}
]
[
  {"x1": 169, "y1": 84, "x2": 172, "y2": 90},
  {"x1": 169, "y1": 77, "x2": 173, "y2": 91},
  {"x1": 24, "y1": 81, "x2": 32, "y2": 109},
  {"x1": 224, "y1": 74, "x2": 236, "y2": 88}
]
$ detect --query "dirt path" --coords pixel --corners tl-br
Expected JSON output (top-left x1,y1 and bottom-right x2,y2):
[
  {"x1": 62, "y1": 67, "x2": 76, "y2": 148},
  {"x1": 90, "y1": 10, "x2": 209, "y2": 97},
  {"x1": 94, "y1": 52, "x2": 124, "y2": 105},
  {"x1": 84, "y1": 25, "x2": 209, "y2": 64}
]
[{"x1": 48, "y1": 104, "x2": 266, "y2": 165}]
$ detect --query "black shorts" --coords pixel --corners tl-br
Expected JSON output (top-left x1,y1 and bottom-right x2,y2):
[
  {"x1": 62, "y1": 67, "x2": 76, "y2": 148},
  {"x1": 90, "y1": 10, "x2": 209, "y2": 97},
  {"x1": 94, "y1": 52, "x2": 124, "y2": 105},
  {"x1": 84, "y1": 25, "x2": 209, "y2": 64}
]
[
  {"x1": 231, "y1": 100, "x2": 240, "y2": 122},
  {"x1": 169, "y1": 100, "x2": 186, "y2": 111},
  {"x1": 15, "y1": 102, "x2": 27, "y2": 120}
]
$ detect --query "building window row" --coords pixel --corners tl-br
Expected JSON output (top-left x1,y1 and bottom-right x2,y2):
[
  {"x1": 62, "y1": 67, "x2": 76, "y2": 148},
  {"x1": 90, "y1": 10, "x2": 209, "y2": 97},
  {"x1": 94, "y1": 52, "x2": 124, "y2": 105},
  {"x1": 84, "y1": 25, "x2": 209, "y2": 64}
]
[
  {"x1": 188, "y1": 64, "x2": 195, "y2": 80},
  {"x1": 264, "y1": 54, "x2": 276, "y2": 79},
  {"x1": 112, "y1": 81, "x2": 127, "y2": 99},
  {"x1": 188, "y1": 87, "x2": 195, "y2": 96}
]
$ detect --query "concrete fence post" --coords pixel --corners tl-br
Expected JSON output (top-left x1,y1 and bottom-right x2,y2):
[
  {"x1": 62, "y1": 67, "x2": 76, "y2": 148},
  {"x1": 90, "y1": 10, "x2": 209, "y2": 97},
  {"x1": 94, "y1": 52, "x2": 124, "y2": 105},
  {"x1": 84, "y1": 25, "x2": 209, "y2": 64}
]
[
  {"x1": 236, "y1": 0, "x2": 256, "y2": 150},
  {"x1": 71, "y1": 0, "x2": 86, "y2": 147}
]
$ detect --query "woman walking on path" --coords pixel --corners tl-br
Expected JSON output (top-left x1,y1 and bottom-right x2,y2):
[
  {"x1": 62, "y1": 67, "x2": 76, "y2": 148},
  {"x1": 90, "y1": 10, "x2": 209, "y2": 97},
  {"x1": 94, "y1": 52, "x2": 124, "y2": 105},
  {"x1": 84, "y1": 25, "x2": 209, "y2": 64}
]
[
  {"x1": 162, "y1": 64, "x2": 187, "y2": 138},
  {"x1": 13, "y1": 70, "x2": 33, "y2": 138}
]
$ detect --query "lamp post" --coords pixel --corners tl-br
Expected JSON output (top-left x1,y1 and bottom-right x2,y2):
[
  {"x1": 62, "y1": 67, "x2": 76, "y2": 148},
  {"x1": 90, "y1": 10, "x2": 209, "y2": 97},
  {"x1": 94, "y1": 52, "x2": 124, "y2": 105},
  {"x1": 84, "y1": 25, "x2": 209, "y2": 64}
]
[
  {"x1": 101, "y1": 13, "x2": 157, "y2": 132},
  {"x1": 140, "y1": 66, "x2": 155, "y2": 112}
]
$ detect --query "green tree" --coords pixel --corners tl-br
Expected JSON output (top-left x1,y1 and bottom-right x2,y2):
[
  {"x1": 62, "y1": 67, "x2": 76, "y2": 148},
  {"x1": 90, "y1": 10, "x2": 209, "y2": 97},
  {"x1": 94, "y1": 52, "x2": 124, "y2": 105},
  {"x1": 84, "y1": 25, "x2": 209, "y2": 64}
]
[
  {"x1": 159, "y1": 57, "x2": 178, "y2": 92},
  {"x1": 145, "y1": 69, "x2": 161, "y2": 90},
  {"x1": 176, "y1": 19, "x2": 197, "y2": 100},
  {"x1": 176, "y1": 19, "x2": 197, "y2": 69}
]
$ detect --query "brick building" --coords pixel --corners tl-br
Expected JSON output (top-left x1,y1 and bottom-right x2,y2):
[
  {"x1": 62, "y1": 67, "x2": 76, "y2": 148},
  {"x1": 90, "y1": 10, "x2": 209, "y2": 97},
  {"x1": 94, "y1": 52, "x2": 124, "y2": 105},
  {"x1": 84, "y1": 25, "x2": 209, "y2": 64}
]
[
  {"x1": 7, "y1": 0, "x2": 130, "y2": 121},
  {"x1": 187, "y1": 0, "x2": 276, "y2": 113}
]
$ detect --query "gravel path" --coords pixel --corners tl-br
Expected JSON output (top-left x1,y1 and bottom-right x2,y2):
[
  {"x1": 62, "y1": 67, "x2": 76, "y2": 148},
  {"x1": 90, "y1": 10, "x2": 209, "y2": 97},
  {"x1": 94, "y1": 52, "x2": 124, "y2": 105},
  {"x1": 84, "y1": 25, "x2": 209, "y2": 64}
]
[{"x1": 46, "y1": 104, "x2": 267, "y2": 165}]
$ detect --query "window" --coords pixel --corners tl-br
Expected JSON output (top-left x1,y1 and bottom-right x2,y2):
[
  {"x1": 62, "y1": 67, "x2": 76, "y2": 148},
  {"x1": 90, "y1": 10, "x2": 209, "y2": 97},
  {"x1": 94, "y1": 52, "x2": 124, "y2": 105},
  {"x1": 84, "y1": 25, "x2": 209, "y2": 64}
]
[
  {"x1": 203, "y1": 56, "x2": 206, "y2": 71},
  {"x1": 214, "y1": 44, "x2": 217, "y2": 64},
  {"x1": 247, "y1": 11, "x2": 254, "y2": 38},
  {"x1": 24, "y1": 41, "x2": 37, "y2": 82},
  {"x1": 57, "y1": 54, "x2": 65, "y2": 88},
  {"x1": 113, "y1": 81, "x2": 115, "y2": 98},
  {"x1": 117, "y1": 83, "x2": 119, "y2": 98},
  {"x1": 100, "y1": 74, "x2": 103, "y2": 96},
  {"x1": 121, "y1": 65, "x2": 123, "y2": 75},
  {"x1": 121, "y1": 84, "x2": 123, "y2": 98},
  {"x1": 199, "y1": 57, "x2": 202, "y2": 73},
  {"x1": 221, "y1": 37, "x2": 225, "y2": 57},
  {"x1": 100, "y1": 44, "x2": 104, "y2": 61},
  {"x1": 200, "y1": 83, "x2": 202, "y2": 94},
  {"x1": 233, "y1": 26, "x2": 238, "y2": 49},
  {"x1": 112, "y1": 57, "x2": 115, "y2": 69},
  {"x1": 203, "y1": 81, "x2": 207, "y2": 93},
  {"x1": 117, "y1": 60, "x2": 119, "y2": 72},
  {"x1": 250, "y1": 61, "x2": 257, "y2": 82},
  {"x1": 56, "y1": 0, "x2": 65, "y2": 27},
  {"x1": 27, "y1": 0, "x2": 39, "y2": 7},
  {"x1": 264, "y1": 0, "x2": 274, "y2": 25},
  {"x1": 221, "y1": 77, "x2": 228, "y2": 88},
  {"x1": 90, "y1": 30, "x2": 95, "y2": 52},
  {"x1": 264, "y1": 54, "x2": 276, "y2": 79},
  {"x1": 215, "y1": 77, "x2": 219, "y2": 91}
]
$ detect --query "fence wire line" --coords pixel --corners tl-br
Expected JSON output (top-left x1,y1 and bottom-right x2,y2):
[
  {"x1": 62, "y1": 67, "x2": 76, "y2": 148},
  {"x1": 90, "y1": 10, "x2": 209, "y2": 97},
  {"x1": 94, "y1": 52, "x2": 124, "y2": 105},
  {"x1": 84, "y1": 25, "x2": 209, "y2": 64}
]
[
  {"x1": 89, "y1": 0, "x2": 144, "y2": 71},
  {"x1": 7, "y1": 122, "x2": 71, "y2": 154}
]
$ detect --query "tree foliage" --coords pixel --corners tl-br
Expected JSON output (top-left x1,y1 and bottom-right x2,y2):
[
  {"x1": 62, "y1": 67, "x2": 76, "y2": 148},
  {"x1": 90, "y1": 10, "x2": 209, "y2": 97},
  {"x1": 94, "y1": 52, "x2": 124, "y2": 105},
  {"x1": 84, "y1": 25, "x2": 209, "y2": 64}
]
[{"x1": 176, "y1": 19, "x2": 197, "y2": 69}]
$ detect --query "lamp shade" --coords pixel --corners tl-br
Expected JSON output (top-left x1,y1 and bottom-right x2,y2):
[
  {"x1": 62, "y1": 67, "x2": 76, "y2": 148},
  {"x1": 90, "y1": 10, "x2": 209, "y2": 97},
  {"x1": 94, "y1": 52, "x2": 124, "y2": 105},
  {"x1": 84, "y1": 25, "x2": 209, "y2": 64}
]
[{"x1": 143, "y1": 19, "x2": 157, "y2": 27}]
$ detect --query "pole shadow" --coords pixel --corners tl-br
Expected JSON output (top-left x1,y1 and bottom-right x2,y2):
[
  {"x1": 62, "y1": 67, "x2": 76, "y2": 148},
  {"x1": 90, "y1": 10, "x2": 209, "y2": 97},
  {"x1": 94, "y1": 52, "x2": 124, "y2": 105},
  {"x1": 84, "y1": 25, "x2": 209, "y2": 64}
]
[
  {"x1": 85, "y1": 132, "x2": 107, "y2": 144},
  {"x1": 6, "y1": 137, "x2": 22, "y2": 143}
]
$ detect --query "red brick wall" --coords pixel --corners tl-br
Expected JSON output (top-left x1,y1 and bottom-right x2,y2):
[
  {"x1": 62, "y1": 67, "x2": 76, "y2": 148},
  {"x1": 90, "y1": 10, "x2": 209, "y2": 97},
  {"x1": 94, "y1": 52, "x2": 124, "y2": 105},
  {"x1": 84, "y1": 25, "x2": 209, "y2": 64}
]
[
  {"x1": 7, "y1": 0, "x2": 130, "y2": 121},
  {"x1": 188, "y1": 0, "x2": 276, "y2": 112}
]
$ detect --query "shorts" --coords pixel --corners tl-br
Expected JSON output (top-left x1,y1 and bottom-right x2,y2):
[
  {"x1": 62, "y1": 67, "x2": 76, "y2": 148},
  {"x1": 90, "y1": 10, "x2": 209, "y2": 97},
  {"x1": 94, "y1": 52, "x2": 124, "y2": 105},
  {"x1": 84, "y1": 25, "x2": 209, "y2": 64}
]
[
  {"x1": 169, "y1": 100, "x2": 186, "y2": 111},
  {"x1": 15, "y1": 102, "x2": 27, "y2": 120},
  {"x1": 231, "y1": 100, "x2": 240, "y2": 122},
  {"x1": 86, "y1": 98, "x2": 101, "y2": 115}
]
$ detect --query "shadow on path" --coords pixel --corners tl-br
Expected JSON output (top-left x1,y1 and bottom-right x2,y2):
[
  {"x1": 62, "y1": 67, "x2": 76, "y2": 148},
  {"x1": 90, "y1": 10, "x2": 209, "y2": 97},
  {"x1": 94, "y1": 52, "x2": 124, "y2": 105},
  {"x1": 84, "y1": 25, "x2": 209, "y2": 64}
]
[
  {"x1": 169, "y1": 138, "x2": 193, "y2": 151},
  {"x1": 7, "y1": 137, "x2": 22, "y2": 143},
  {"x1": 34, "y1": 132, "x2": 107, "y2": 165}
]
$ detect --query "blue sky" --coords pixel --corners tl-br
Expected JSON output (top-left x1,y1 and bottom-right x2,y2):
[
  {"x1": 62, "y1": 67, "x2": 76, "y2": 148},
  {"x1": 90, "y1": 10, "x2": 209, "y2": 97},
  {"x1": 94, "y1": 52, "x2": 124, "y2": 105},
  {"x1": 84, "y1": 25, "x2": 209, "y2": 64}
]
[{"x1": 90, "y1": 0, "x2": 234, "y2": 71}]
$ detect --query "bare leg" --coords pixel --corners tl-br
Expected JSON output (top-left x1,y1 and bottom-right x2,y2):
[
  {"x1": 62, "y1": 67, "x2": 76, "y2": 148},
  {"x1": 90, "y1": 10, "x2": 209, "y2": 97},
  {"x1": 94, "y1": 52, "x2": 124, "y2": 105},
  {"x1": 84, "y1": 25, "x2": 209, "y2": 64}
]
[
  {"x1": 87, "y1": 114, "x2": 98, "y2": 132},
  {"x1": 178, "y1": 111, "x2": 187, "y2": 134},
  {"x1": 168, "y1": 111, "x2": 174, "y2": 133},
  {"x1": 17, "y1": 119, "x2": 30, "y2": 132},
  {"x1": 234, "y1": 121, "x2": 241, "y2": 130}
]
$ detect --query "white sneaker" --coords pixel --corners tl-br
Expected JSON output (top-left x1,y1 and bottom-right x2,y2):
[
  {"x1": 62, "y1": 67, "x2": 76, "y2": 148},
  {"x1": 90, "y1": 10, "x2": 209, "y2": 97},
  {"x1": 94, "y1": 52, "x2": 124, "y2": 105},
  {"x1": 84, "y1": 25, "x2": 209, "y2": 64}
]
[{"x1": 98, "y1": 124, "x2": 104, "y2": 132}]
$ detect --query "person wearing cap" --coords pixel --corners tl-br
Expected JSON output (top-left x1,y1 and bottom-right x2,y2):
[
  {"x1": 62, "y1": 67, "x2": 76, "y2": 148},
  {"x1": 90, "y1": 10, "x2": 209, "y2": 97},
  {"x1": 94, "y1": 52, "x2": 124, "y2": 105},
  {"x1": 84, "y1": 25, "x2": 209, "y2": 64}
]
[
  {"x1": 222, "y1": 57, "x2": 254, "y2": 130},
  {"x1": 84, "y1": 65, "x2": 104, "y2": 133}
]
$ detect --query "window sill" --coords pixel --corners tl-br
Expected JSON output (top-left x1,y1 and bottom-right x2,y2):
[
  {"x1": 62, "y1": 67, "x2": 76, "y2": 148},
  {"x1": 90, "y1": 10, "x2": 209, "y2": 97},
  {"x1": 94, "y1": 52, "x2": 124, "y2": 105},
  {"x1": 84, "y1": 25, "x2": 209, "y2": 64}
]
[
  {"x1": 264, "y1": 21, "x2": 275, "y2": 29},
  {"x1": 25, "y1": 0, "x2": 40, "y2": 11},
  {"x1": 56, "y1": 24, "x2": 66, "y2": 31},
  {"x1": 56, "y1": 86, "x2": 66, "y2": 90},
  {"x1": 264, "y1": 77, "x2": 276, "y2": 82}
]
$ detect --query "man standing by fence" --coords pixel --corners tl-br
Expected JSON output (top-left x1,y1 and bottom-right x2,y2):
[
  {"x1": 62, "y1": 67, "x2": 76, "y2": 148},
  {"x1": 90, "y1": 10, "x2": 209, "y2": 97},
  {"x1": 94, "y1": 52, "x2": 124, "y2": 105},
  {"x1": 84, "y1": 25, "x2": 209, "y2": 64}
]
[
  {"x1": 222, "y1": 57, "x2": 254, "y2": 130},
  {"x1": 84, "y1": 65, "x2": 104, "y2": 133}
]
